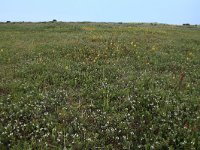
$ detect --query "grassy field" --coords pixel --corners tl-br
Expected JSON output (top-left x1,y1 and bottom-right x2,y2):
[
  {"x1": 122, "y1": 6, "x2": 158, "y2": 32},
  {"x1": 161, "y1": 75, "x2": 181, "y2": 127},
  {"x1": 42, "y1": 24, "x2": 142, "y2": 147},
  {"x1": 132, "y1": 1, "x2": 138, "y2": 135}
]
[{"x1": 0, "y1": 22, "x2": 200, "y2": 149}]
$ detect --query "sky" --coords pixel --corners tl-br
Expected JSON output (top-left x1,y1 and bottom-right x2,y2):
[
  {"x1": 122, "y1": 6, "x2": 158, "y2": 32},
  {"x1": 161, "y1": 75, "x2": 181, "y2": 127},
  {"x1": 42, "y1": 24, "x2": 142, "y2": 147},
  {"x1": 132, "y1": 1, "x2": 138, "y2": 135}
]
[{"x1": 0, "y1": 0, "x2": 200, "y2": 25}]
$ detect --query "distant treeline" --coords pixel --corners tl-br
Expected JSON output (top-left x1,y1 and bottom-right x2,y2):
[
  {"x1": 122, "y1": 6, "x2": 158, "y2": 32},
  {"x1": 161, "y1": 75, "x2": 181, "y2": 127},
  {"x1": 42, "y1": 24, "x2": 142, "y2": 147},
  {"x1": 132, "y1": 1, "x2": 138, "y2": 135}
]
[{"x1": 0, "y1": 20, "x2": 199, "y2": 27}]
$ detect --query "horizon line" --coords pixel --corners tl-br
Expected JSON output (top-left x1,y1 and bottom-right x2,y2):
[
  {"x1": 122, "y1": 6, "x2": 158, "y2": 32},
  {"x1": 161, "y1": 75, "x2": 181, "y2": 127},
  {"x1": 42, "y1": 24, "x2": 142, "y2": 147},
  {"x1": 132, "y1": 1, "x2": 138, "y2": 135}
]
[{"x1": 0, "y1": 20, "x2": 199, "y2": 26}]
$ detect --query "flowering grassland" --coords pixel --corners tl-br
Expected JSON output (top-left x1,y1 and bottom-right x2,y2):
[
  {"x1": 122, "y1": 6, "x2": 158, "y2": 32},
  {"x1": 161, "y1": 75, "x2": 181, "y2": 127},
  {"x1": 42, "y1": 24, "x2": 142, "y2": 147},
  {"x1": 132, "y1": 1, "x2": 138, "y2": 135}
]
[{"x1": 0, "y1": 22, "x2": 200, "y2": 149}]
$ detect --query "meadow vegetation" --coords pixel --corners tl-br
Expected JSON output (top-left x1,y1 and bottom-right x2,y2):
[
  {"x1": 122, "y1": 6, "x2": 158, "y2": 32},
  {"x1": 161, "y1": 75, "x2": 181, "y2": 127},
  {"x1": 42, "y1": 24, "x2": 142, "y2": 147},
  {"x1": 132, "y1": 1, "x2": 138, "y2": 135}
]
[{"x1": 0, "y1": 22, "x2": 200, "y2": 149}]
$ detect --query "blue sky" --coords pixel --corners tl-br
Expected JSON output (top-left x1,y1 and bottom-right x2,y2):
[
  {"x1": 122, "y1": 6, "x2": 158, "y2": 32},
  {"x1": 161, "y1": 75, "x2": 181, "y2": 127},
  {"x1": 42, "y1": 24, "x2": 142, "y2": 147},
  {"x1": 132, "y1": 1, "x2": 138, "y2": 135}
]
[{"x1": 0, "y1": 0, "x2": 199, "y2": 24}]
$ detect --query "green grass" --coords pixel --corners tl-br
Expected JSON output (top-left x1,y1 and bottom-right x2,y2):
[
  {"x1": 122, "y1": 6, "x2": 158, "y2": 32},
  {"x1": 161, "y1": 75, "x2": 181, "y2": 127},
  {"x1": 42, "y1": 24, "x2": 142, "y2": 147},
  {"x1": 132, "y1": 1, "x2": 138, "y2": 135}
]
[{"x1": 0, "y1": 22, "x2": 200, "y2": 149}]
